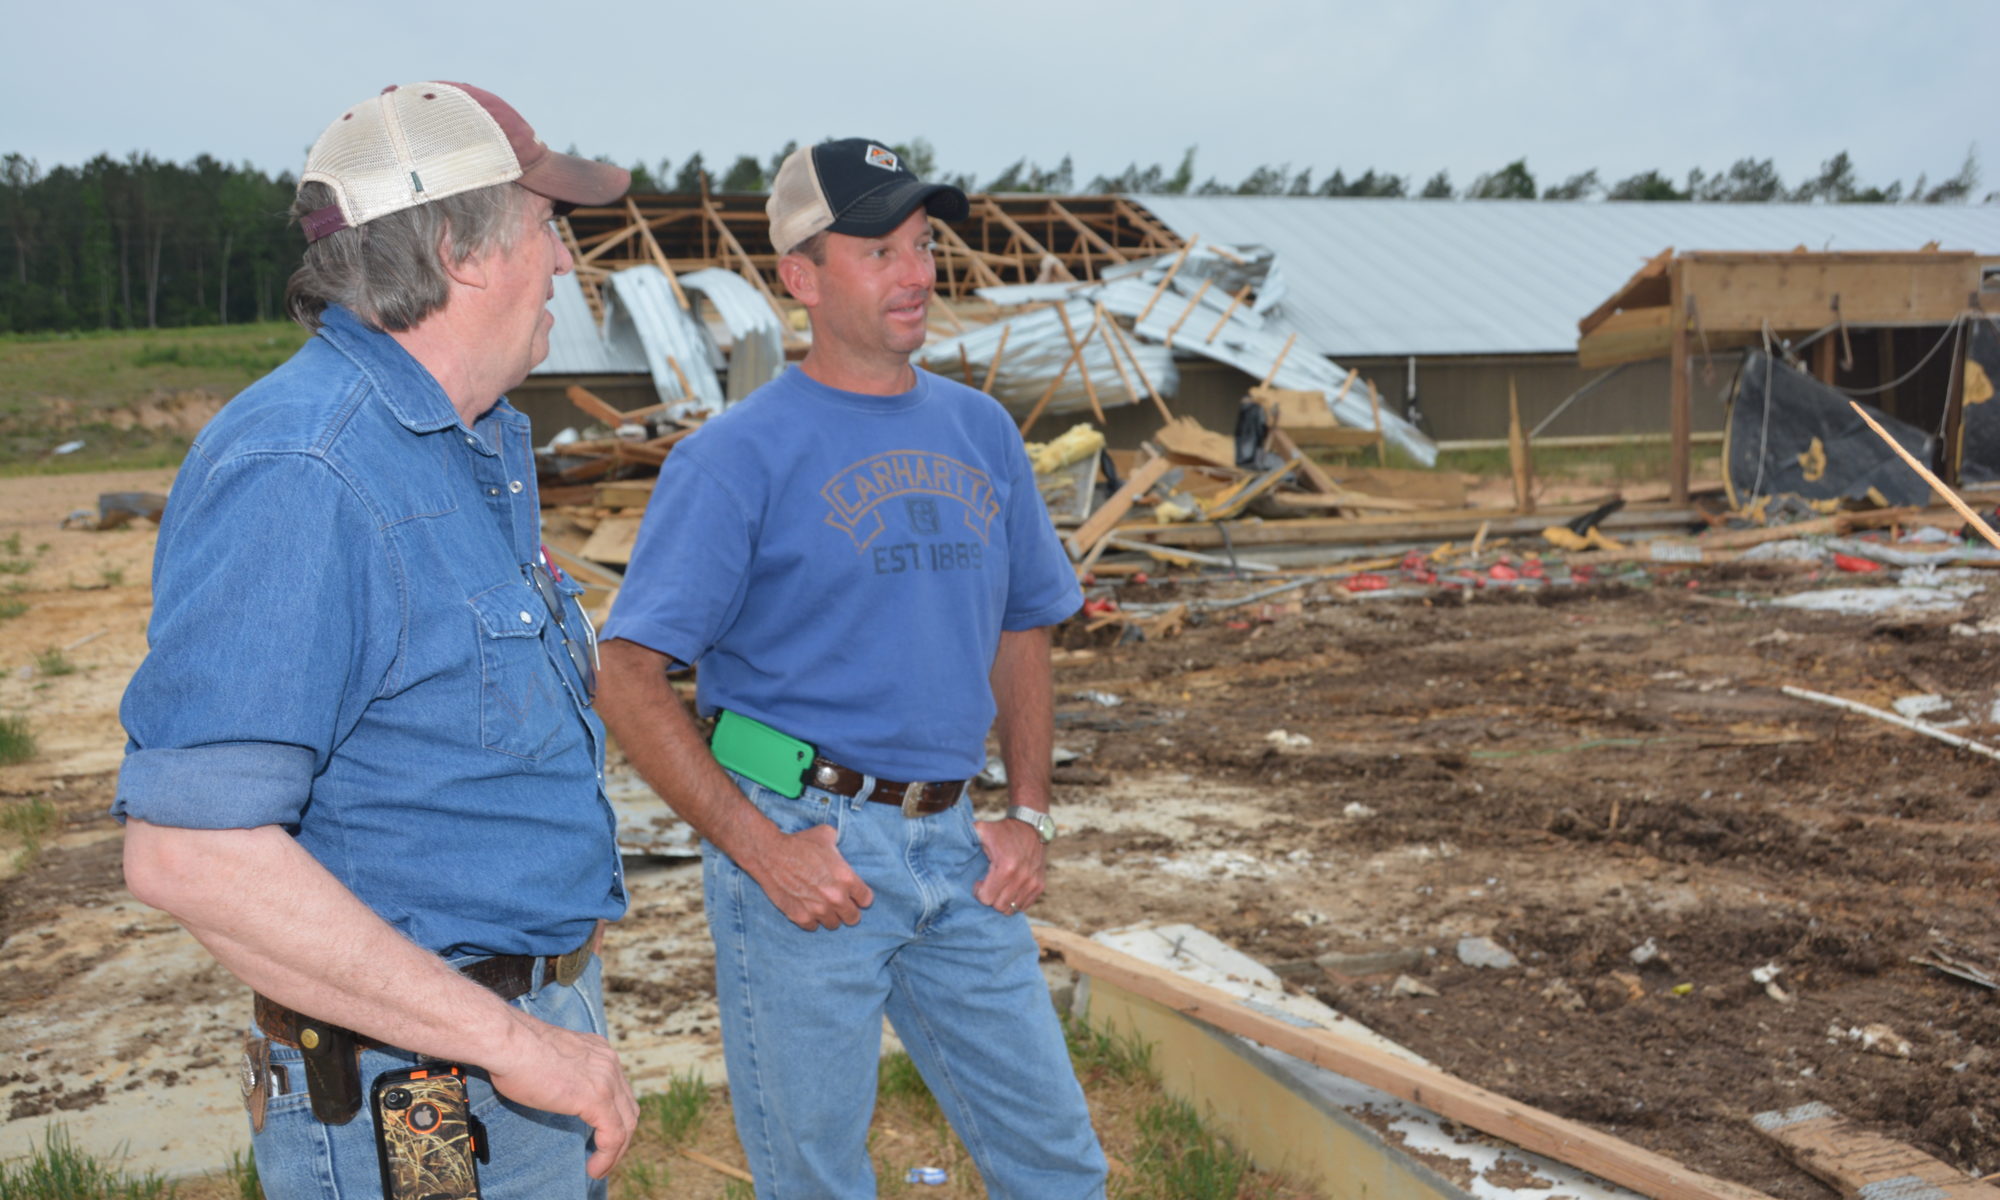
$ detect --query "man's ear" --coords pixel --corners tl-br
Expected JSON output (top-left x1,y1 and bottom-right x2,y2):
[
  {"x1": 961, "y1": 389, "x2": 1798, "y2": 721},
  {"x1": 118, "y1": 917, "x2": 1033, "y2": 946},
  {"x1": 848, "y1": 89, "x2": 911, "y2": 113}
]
[
  {"x1": 440, "y1": 233, "x2": 489, "y2": 290},
  {"x1": 777, "y1": 254, "x2": 818, "y2": 307}
]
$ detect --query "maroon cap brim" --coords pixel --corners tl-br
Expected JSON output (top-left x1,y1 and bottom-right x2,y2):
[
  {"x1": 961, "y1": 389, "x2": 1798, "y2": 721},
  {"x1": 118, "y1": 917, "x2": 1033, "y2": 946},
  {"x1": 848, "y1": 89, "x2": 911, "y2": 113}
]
[{"x1": 519, "y1": 151, "x2": 630, "y2": 209}]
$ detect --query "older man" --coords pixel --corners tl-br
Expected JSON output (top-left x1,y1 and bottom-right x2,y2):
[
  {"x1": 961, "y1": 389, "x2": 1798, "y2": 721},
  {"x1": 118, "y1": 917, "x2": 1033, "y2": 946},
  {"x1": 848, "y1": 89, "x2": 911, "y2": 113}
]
[
  {"x1": 598, "y1": 138, "x2": 1107, "y2": 1198},
  {"x1": 117, "y1": 82, "x2": 636, "y2": 1198}
]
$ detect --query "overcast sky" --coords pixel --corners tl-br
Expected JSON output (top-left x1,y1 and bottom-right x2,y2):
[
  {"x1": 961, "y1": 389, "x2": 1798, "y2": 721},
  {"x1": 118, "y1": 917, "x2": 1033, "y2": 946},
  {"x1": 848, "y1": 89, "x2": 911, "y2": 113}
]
[{"x1": 9, "y1": 0, "x2": 1994, "y2": 198}]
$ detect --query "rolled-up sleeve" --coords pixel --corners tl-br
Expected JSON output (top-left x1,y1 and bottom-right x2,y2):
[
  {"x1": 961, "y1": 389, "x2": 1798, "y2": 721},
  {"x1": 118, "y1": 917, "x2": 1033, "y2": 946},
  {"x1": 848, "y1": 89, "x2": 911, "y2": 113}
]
[{"x1": 116, "y1": 450, "x2": 399, "y2": 831}]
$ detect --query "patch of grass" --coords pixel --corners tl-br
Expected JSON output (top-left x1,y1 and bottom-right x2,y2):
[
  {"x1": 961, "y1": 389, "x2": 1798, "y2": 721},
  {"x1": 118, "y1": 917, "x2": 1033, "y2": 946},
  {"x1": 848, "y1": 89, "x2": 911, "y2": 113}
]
[
  {"x1": 617, "y1": 1160, "x2": 664, "y2": 1198},
  {"x1": 875, "y1": 1049, "x2": 942, "y2": 1122},
  {"x1": 0, "y1": 717, "x2": 35, "y2": 767},
  {"x1": 98, "y1": 567, "x2": 125, "y2": 588},
  {"x1": 0, "y1": 1124, "x2": 176, "y2": 1199},
  {"x1": 33, "y1": 648, "x2": 75, "y2": 676},
  {"x1": 223, "y1": 1150, "x2": 257, "y2": 1200},
  {"x1": 1, "y1": 795, "x2": 56, "y2": 870},
  {"x1": 0, "y1": 559, "x2": 29, "y2": 575},
  {"x1": 1063, "y1": 1011, "x2": 1155, "y2": 1085},
  {"x1": 640, "y1": 1070, "x2": 709, "y2": 1147},
  {"x1": 1, "y1": 532, "x2": 20, "y2": 555},
  {"x1": 1131, "y1": 1096, "x2": 1254, "y2": 1200},
  {"x1": 0, "y1": 599, "x2": 25, "y2": 620}
]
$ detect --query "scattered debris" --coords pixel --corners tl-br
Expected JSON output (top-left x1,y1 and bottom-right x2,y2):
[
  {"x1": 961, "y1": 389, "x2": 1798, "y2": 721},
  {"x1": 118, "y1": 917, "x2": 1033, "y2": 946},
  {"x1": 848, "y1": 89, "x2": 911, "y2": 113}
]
[
  {"x1": 1390, "y1": 974, "x2": 1441, "y2": 999},
  {"x1": 1264, "y1": 729, "x2": 1312, "y2": 749},
  {"x1": 1455, "y1": 936, "x2": 1519, "y2": 970}
]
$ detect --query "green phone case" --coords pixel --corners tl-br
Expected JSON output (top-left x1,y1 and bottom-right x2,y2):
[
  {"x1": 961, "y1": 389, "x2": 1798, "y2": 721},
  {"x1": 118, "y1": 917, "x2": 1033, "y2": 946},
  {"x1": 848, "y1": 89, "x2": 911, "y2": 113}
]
[{"x1": 710, "y1": 710, "x2": 813, "y2": 799}]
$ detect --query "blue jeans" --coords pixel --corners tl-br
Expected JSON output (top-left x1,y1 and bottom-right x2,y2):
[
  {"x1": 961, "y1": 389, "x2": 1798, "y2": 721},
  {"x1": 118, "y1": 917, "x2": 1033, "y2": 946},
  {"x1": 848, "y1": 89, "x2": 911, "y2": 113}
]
[
  {"x1": 248, "y1": 954, "x2": 609, "y2": 1200},
  {"x1": 706, "y1": 772, "x2": 1107, "y2": 1199}
]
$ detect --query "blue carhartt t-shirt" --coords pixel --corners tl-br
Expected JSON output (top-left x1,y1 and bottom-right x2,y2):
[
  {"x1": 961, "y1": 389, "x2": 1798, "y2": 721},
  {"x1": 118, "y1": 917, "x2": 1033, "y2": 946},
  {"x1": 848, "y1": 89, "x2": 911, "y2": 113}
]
[{"x1": 605, "y1": 365, "x2": 1081, "y2": 782}]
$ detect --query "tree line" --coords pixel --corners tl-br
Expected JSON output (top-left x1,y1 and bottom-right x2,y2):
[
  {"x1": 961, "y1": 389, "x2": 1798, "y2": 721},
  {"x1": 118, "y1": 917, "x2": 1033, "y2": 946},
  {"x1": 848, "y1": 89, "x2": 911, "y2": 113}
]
[{"x1": 0, "y1": 144, "x2": 1987, "y2": 335}]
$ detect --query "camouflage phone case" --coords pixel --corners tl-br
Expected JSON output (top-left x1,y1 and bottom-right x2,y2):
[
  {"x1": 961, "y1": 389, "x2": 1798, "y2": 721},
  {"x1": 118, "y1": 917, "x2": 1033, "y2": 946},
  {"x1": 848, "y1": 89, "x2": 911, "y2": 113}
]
[{"x1": 372, "y1": 1065, "x2": 483, "y2": 1200}]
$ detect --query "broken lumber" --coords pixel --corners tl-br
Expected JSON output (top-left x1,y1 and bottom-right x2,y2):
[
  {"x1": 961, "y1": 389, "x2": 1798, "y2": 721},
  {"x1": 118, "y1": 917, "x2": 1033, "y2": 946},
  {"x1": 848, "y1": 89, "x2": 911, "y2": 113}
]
[
  {"x1": 567, "y1": 385, "x2": 634, "y2": 429},
  {"x1": 1752, "y1": 1102, "x2": 1990, "y2": 1200},
  {"x1": 1039, "y1": 927, "x2": 1779, "y2": 1200},
  {"x1": 1067, "y1": 454, "x2": 1173, "y2": 561},
  {"x1": 1850, "y1": 400, "x2": 2000, "y2": 550}
]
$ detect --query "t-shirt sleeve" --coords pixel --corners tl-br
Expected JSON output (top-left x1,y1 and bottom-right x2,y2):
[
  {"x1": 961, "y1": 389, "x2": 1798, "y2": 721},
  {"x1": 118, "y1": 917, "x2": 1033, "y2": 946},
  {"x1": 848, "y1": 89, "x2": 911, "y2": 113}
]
[
  {"x1": 998, "y1": 434, "x2": 1083, "y2": 631},
  {"x1": 601, "y1": 448, "x2": 755, "y2": 667},
  {"x1": 115, "y1": 450, "x2": 399, "y2": 831}
]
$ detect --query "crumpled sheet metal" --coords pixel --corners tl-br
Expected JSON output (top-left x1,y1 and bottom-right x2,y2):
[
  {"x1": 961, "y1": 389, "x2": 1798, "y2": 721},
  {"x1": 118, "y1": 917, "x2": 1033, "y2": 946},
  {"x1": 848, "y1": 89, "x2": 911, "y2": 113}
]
[
  {"x1": 1103, "y1": 264, "x2": 1436, "y2": 467},
  {"x1": 679, "y1": 267, "x2": 784, "y2": 405},
  {"x1": 918, "y1": 299, "x2": 1177, "y2": 418},
  {"x1": 603, "y1": 266, "x2": 725, "y2": 414},
  {"x1": 939, "y1": 244, "x2": 1435, "y2": 466}
]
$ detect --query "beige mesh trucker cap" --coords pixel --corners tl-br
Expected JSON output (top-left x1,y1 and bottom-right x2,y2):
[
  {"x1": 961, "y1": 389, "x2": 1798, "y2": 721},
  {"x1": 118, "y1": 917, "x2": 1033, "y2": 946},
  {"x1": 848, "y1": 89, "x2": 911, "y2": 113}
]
[
  {"x1": 767, "y1": 138, "x2": 969, "y2": 257},
  {"x1": 299, "y1": 82, "x2": 629, "y2": 242}
]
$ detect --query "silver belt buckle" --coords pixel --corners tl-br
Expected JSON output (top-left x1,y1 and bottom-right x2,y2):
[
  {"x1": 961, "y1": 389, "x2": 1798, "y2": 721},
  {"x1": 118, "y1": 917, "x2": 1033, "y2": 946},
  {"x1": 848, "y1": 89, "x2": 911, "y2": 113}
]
[
  {"x1": 553, "y1": 941, "x2": 592, "y2": 987},
  {"x1": 899, "y1": 780, "x2": 928, "y2": 818}
]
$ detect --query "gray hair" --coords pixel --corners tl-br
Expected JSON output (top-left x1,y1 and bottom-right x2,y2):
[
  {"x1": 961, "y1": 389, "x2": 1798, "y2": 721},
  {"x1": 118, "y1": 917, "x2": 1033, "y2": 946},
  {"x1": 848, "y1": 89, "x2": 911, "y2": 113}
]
[{"x1": 285, "y1": 181, "x2": 529, "y2": 331}]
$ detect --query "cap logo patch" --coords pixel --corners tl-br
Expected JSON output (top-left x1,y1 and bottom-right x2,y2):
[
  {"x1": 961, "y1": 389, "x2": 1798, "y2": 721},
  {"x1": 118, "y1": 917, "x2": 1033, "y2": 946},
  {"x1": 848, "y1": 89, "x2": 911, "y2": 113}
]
[{"x1": 864, "y1": 144, "x2": 901, "y2": 173}]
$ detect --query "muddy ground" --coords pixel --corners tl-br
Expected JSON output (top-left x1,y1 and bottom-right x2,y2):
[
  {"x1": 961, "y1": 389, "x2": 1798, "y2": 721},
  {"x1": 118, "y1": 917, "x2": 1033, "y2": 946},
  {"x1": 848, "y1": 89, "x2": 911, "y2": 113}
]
[{"x1": 3, "y1": 467, "x2": 1998, "y2": 1197}]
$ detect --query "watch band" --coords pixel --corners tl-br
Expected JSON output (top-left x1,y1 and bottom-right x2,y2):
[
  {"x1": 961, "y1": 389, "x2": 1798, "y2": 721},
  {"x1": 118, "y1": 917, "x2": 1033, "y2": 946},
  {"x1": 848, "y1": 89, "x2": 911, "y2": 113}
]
[{"x1": 1005, "y1": 805, "x2": 1056, "y2": 843}]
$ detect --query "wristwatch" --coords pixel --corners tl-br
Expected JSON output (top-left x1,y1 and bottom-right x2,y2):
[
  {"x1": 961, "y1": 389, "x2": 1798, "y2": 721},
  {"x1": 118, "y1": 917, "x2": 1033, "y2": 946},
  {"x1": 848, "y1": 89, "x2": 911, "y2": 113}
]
[{"x1": 1005, "y1": 806, "x2": 1057, "y2": 843}]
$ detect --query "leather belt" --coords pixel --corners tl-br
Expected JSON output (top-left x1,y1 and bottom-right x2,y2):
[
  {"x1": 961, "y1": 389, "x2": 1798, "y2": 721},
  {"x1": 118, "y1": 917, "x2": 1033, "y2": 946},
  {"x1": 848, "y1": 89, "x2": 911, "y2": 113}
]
[
  {"x1": 250, "y1": 925, "x2": 601, "y2": 1126},
  {"x1": 252, "y1": 942, "x2": 593, "y2": 1050},
  {"x1": 804, "y1": 756, "x2": 966, "y2": 816}
]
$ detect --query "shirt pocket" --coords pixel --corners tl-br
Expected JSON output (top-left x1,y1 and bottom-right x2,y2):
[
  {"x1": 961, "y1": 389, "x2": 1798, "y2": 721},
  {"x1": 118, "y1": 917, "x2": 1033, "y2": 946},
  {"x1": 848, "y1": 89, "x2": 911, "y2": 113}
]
[{"x1": 468, "y1": 580, "x2": 564, "y2": 760}]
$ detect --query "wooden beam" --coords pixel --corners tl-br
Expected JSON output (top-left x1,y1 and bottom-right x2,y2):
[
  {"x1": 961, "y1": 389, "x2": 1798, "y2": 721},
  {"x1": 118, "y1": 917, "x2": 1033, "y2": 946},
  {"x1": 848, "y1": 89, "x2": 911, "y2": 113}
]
[
  {"x1": 1136, "y1": 236, "x2": 1198, "y2": 323},
  {"x1": 1267, "y1": 428, "x2": 1338, "y2": 494},
  {"x1": 1577, "y1": 246, "x2": 1674, "y2": 336},
  {"x1": 1038, "y1": 927, "x2": 1780, "y2": 1200},
  {"x1": 1669, "y1": 268, "x2": 1692, "y2": 506},
  {"x1": 1367, "y1": 380, "x2": 1387, "y2": 467},
  {"x1": 1054, "y1": 303, "x2": 1105, "y2": 423},
  {"x1": 1066, "y1": 453, "x2": 1172, "y2": 560},
  {"x1": 1095, "y1": 313, "x2": 1140, "y2": 405},
  {"x1": 1110, "y1": 198, "x2": 1181, "y2": 250},
  {"x1": 567, "y1": 385, "x2": 633, "y2": 430},
  {"x1": 1753, "y1": 1103, "x2": 1991, "y2": 1200},
  {"x1": 1508, "y1": 375, "x2": 1535, "y2": 514},
  {"x1": 976, "y1": 199, "x2": 1076, "y2": 281},
  {"x1": 979, "y1": 324, "x2": 1011, "y2": 395},
  {"x1": 1941, "y1": 319, "x2": 1969, "y2": 487},
  {"x1": 1163, "y1": 278, "x2": 1214, "y2": 343},
  {"x1": 1106, "y1": 312, "x2": 1173, "y2": 425},
  {"x1": 1205, "y1": 285, "x2": 1253, "y2": 343},
  {"x1": 929, "y1": 218, "x2": 1008, "y2": 289},
  {"x1": 1047, "y1": 199, "x2": 1127, "y2": 265},
  {"x1": 1260, "y1": 332, "x2": 1298, "y2": 387},
  {"x1": 626, "y1": 197, "x2": 691, "y2": 310}
]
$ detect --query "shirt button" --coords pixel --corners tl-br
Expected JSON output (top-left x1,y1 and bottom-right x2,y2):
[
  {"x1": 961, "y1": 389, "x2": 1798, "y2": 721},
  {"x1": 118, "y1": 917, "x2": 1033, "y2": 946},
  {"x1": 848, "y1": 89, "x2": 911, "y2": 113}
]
[
  {"x1": 465, "y1": 435, "x2": 476, "y2": 446},
  {"x1": 488, "y1": 487, "x2": 500, "y2": 496},
  {"x1": 509, "y1": 480, "x2": 523, "y2": 494},
  {"x1": 519, "y1": 611, "x2": 534, "y2": 624}
]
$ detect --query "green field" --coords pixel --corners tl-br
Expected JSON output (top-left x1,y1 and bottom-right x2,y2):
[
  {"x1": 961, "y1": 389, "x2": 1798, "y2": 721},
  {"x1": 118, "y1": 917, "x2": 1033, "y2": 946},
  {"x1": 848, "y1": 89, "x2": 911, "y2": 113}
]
[{"x1": 0, "y1": 322, "x2": 309, "y2": 476}]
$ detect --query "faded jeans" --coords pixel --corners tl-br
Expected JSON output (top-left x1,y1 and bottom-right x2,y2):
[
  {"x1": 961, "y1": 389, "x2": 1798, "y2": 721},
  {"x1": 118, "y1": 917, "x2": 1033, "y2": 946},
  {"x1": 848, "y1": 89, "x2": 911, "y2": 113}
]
[
  {"x1": 707, "y1": 770, "x2": 1108, "y2": 1199},
  {"x1": 247, "y1": 954, "x2": 609, "y2": 1200}
]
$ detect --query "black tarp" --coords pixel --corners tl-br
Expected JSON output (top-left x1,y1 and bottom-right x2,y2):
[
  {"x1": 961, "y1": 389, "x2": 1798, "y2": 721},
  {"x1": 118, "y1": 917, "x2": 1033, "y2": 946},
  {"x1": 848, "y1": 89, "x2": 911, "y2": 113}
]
[
  {"x1": 1727, "y1": 349, "x2": 1934, "y2": 508},
  {"x1": 1960, "y1": 318, "x2": 2000, "y2": 484}
]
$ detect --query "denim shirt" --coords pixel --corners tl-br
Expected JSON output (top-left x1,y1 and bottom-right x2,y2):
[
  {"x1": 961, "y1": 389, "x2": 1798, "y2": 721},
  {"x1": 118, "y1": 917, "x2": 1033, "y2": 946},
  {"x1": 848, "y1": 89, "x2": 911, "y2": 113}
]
[{"x1": 116, "y1": 306, "x2": 625, "y2": 957}]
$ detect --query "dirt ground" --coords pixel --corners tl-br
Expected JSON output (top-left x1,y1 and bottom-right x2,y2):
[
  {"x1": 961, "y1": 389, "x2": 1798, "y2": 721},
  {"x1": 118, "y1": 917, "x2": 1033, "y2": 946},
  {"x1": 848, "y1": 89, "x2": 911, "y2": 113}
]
[{"x1": 4, "y1": 466, "x2": 1998, "y2": 1197}]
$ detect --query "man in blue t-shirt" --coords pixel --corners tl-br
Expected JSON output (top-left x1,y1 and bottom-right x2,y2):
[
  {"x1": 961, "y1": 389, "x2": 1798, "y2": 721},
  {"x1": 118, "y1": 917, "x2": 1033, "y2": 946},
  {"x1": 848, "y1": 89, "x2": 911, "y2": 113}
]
[{"x1": 598, "y1": 139, "x2": 1107, "y2": 1199}]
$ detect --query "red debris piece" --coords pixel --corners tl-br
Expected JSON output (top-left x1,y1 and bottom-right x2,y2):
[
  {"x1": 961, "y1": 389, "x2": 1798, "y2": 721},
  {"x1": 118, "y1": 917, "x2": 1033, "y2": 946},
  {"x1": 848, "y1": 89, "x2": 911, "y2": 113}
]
[
  {"x1": 1131, "y1": 572, "x2": 1149, "y2": 585},
  {"x1": 1833, "y1": 553, "x2": 1881, "y2": 574},
  {"x1": 1226, "y1": 620, "x2": 1251, "y2": 630},
  {"x1": 1489, "y1": 563, "x2": 1520, "y2": 581},
  {"x1": 1344, "y1": 573, "x2": 1391, "y2": 592},
  {"x1": 1083, "y1": 597, "x2": 1119, "y2": 615}
]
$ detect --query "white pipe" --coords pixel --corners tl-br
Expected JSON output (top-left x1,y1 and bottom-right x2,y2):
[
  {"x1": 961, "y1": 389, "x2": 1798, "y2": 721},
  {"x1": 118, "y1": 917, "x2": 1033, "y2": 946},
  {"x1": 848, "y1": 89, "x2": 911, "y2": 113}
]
[{"x1": 1781, "y1": 686, "x2": 2000, "y2": 762}]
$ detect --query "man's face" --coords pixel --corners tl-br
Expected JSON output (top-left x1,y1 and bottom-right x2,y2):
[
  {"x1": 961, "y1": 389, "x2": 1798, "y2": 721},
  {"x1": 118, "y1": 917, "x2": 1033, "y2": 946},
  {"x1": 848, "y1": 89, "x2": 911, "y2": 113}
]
[
  {"x1": 799, "y1": 208, "x2": 938, "y2": 365},
  {"x1": 480, "y1": 192, "x2": 573, "y2": 390}
]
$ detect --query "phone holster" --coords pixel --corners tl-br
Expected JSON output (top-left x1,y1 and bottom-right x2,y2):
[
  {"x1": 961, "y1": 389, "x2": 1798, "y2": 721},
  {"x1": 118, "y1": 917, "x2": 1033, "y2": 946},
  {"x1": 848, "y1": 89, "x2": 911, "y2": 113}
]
[
  {"x1": 299, "y1": 1021, "x2": 363, "y2": 1125},
  {"x1": 710, "y1": 710, "x2": 814, "y2": 799}
]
